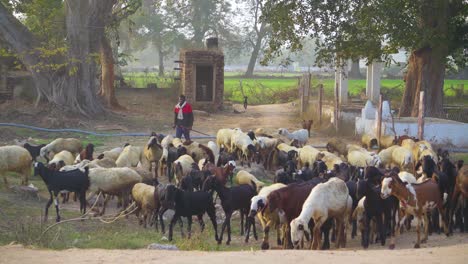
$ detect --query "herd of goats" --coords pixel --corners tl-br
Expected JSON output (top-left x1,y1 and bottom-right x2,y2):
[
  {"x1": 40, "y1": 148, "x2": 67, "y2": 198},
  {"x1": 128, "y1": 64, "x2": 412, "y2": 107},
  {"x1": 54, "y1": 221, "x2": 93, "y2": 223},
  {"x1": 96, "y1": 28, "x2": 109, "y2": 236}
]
[{"x1": 0, "y1": 124, "x2": 467, "y2": 250}]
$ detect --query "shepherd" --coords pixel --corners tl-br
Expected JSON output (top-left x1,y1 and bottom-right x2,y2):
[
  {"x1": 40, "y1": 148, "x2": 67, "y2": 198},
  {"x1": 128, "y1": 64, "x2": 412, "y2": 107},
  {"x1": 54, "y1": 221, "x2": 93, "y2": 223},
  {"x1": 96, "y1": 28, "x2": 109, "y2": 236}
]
[{"x1": 173, "y1": 94, "x2": 194, "y2": 144}]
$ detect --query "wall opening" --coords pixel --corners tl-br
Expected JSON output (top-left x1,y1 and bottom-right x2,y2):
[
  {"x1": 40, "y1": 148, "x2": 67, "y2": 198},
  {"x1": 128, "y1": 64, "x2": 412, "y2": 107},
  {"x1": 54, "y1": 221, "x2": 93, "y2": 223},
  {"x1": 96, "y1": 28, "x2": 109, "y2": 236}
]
[{"x1": 196, "y1": 65, "x2": 214, "y2": 101}]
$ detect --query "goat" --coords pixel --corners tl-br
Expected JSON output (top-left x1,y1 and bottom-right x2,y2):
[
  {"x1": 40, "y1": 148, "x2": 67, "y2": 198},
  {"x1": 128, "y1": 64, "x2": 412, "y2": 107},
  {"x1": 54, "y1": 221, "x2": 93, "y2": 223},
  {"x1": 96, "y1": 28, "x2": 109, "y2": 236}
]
[
  {"x1": 33, "y1": 162, "x2": 89, "y2": 222},
  {"x1": 202, "y1": 175, "x2": 257, "y2": 245},
  {"x1": 23, "y1": 143, "x2": 46, "y2": 162},
  {"x1": 163, "y1": 185, "x2": 219, "y2": 242}
]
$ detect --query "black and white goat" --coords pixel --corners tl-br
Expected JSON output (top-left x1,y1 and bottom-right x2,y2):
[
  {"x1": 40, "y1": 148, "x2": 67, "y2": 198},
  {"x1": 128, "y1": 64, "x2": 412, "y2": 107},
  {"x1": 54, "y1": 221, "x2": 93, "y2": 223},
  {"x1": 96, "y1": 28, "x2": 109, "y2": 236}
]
[{"x1": 33, "y1": 162, "x2": 90, "y2": 222}]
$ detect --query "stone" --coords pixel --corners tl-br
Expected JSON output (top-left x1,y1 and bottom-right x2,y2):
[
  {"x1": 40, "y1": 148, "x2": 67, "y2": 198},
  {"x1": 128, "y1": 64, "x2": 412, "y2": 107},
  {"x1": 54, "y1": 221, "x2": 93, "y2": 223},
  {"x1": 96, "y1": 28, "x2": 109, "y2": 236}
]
[{"x1": 147, "y1": 243, "x2": 179, "y2": 250}]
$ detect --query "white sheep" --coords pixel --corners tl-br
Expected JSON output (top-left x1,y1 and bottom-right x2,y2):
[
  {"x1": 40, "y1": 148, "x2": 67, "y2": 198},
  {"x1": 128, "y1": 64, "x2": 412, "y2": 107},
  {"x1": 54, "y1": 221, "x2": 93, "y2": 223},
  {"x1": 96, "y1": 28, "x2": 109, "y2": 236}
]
[
  {"x1": 231, "y1": 130, "x2": 257, "y2": 166},
  {"x1": 88, "y1": 167, "x2": 142, "y2": 215},
  {"x1": 97, "y1": 146, "x2": 126, "y2": 162},
  {"x1": 132, "y1": 183, "x2": 159, "y2": 228},
  {"x1": 298, "y1": 145, "x2": 320, "y2": 168},
  {"x1": 234, "y1": 170, "x2": 265, "y2": 192},
  {"x1": 173, "y1": 154, "x2": 195, "y2": 184},
  {"x1": 347, "y1": 149, "x2": 382, "y2": 168},
  {"x1": 378, "y1": 145, "x2": 399, "y2": 168},
  {"x1": 278, "y1": 128, "x2": 308, "y2": 147},
  {"x1": 48, "y1": 150, "x2": 75, "y2": 167},
  {"x1": 207, "y1": 141, "x2": 219, "y2": 166},
  {"x1": 0, "y1": 145, "x2": 32, "y2": 186},
  {"x1": 40, "y1": 138, "x2": 82, "y2": 161},
  {"x1": 249, "y1": 183, "x2": 287, "y2": 249},
  {"x1": 216, "y1": 128, "x2": 240, "y2": 152},
  {"x1": 59, "y1": 159, "x2": 91, "y2": 172},
  {"x1": 398, "y1": 171, "x2": 417, "y2": 184},
  {"x1": 115, "y1": 145, "x2": 144, "y2": 168},
  {"x1": 391, "y1": 146, "x2": 414, "y2": 172},
  {"x1": 290, "y1": 178, "x2": 351, "y2": 249}
]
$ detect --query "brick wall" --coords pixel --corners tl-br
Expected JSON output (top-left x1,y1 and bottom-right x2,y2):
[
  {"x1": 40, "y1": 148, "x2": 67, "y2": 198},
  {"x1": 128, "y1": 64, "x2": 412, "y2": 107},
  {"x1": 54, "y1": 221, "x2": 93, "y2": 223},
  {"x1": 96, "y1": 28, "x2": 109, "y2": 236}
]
[{"x1": 180, "y1": 49, "x2": 224, "y2": 111}]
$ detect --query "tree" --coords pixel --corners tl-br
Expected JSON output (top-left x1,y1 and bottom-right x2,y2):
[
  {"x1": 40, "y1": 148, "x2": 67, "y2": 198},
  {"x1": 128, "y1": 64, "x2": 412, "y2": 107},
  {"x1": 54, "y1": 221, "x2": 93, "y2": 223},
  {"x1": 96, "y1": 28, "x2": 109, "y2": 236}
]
[
  {"x1": 168, "y1": 0, "x2": 235, "y2": 47},
  {"x1": 261, "y1": 0, "x2": 467, "y2": 117},
  {"x1": 239, "y1": 0, "x2": 271, "y2": 77},
  {"x1": 0, "y1": 0, "x2": 141, "y2": 114}
]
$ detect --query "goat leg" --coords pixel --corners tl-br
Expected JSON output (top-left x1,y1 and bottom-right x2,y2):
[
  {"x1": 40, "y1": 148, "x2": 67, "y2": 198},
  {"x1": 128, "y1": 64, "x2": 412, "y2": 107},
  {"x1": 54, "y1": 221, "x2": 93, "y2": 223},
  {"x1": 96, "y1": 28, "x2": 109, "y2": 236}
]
[
  {"x1": 244, "y1": 217, "x2": 251, "y2": 243},
  {"x1": 44, "y1": 192, "x2": 53, "y2": 222},
  {"x1": 187, "y1": 216, "x2": 192, "y2": 239},
  {"x1": 197, "y1": 214, "x2": 205, "y2": 232},
  {"x1": 53, "y1": 192, "x2": 61, "y2": 222}
]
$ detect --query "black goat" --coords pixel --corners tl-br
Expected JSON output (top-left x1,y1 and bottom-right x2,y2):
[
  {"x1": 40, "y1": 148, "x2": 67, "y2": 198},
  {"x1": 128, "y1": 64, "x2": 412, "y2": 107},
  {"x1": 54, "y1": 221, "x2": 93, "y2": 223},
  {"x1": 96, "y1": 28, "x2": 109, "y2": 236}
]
[
  {"x1": 33, "y1": 162, "x2": 89, "y2": 222},
  {"x1": 357, "y1": 166, "x2": 398, "y2": 249},
  {"x1": 163, "y1": 185, "x2": 219, "y2": 242},
  {"x1": 23, "y1": 143, "x2": 46, "y2": 161},
  {"x1": 180, "y1": 163, "x2": 211, "y2": 192},
  {"x1": 203, "y1": 176, "x2": 257, "y2": 245}
]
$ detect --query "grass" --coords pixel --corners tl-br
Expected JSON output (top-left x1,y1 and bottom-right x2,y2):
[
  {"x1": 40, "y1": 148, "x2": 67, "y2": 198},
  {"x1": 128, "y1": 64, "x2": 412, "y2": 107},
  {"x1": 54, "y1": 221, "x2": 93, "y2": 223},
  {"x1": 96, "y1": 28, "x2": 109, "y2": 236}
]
[
  {"x1": 0, "y1": 171, "x2": 263, "y2": 251},
  {"x1": 122, "y1": 72, "x2": 468, "y2": 105}
]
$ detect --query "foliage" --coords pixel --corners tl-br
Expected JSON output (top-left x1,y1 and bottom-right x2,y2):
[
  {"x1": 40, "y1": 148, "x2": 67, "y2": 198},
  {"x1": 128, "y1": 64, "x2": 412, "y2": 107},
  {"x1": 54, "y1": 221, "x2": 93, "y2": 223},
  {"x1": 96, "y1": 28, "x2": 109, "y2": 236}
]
[{"x1": 261, "y1": 0, "x2": 468, "y2": 69}]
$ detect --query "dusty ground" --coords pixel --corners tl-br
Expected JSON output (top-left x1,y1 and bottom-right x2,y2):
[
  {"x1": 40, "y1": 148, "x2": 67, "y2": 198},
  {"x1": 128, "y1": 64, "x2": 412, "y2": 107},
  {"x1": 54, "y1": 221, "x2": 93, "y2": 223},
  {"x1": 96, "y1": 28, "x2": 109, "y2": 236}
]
[{"x1": 1, "y1": 88, "x2": 467, "y2": 262}]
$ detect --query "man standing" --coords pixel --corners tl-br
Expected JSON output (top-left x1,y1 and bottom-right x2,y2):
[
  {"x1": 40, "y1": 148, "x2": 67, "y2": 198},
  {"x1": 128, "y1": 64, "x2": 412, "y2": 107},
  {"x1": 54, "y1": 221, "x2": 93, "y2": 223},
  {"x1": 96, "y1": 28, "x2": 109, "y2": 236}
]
[{"x1": 173, "y1": 94, "x2": 194, "y2": 143}]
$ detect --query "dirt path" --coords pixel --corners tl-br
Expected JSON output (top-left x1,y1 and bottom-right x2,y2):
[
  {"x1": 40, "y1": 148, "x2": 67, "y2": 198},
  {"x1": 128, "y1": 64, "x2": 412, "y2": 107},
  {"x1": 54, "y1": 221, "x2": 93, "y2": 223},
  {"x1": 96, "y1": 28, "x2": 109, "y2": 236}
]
[{"x1": 1, "y1": 241, "x2": 467, "y2": 264}]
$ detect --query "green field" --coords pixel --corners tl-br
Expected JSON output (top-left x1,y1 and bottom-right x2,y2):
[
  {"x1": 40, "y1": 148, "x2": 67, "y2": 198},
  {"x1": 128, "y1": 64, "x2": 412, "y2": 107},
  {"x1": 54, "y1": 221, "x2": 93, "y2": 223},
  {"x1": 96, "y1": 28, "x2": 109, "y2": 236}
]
[{"x1": 122, "y1": 72, "x2": 468, "y2": 105}]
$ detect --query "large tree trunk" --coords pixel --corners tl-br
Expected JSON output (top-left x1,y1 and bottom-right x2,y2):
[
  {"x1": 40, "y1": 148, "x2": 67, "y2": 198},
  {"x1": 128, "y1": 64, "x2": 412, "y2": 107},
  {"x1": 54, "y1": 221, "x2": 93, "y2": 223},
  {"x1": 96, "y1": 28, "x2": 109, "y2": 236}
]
[
  {"x1": 92, "y1": 0, "x2": 122, "y2": 109},
  {"x1": 98, "y1": 35, "x2": 122, "y2": 108},
  {"x1": 348, "y1": 59, "x2": 362, "y2": 79},
  {"x1": 245, "y1": 21, "x2": 267, "y2": 77},
  {"x1": 399, "y1": 0, "x2": 448, "y2": 118},
  {"x1": 0, "y1": 2, "x2": 105, "y2": 116}
]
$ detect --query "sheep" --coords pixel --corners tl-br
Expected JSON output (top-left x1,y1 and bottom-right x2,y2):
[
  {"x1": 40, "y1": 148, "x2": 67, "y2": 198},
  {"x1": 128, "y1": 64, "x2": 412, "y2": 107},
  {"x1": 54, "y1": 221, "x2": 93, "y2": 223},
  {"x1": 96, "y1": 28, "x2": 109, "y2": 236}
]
[
  {"x1": 398, "y1": 171, "x2": 417, "y2": 184},
  {"x1": 379, "y1": 135, "x2": 396, "y2": 149},
  {"x1": 378, "y1": 145, "x2": 399, "y2": 168},
  {"x1": 390, "y1": 146, "x2": 414, "y2": 172},
  {"x1": 115, "y1": 145, "x2": 144, "y2": 168},
  {"x1": 131, "y1": 183, "x2": 161, "y2": 229},
  {"x1": 246, "y1": 183, "x2": 287, "y2": 249},
  {"x1": 181, "y1": 141, "x2": 215, "y2": 163},
  {"x1": 207, "y1": 141, "x2": 220, "y2": 166},
  {"x1": 216, "y1": 128, "x2": 239, "y2": 152},
  {"x1": 254, "y1": 127, "x2": 274, "y2": 138},
  {"x1": 59, "y1": 159, "x2": 91, "y2": 172},
  {"x1": 347, "y1": 150, "x2": 382, "y2": 168},
  {"x1": 319, "y1": 151, "x2": 343, "y2": 170},
  {"x1": 173, "y1": 154, "x2": 195, "y2": 184},
  {"x1": 33, "y1": 162, "x2": 89, "y2": 222},
  {"x1": 40, "y1": 138, "x2": 83, "y2": 162},
  {"x1": 231, "y1": 130, "x2": 258, "y2": 167},
  {"x1": 22, "y1": 143, "x2": 46, "y2": 161},
  {"x1": 89, "y1": 157, "x2": 116, "y2": 168},
  {"x1": 88, "y1": 167, "x2": 142, "y2": 215},
  {"x1": 76, "y1": 143, "x2": 94, "y2": 163},
  {"x1": 326, "y1": 138, "x2": 348, "y2": 157},
  {"x1": 234, "y1": 170, "x2": 265, "y2": 192},
  {"x1": 0, "y1": 145, "x2": 32, "y2": 186},
  {"x1": 48, "y1": 150, "x2": 75, "y2": 167},
  {"x1": 298, "y1": 145, "x2": 320, "y2": 168},
  {"x1": 278, "y1": 128, "x2": 308, "y2": 147},
  {"x1": 361, "y1": 133, "x2": 379, "y2": 149},
  {"x1": 96, "y1": 144, "x2": 129, "y2": 161},
  {"x1": 143, "y1": 136, "x2": 163, "y2": 177},
  {"x1": 276, "y1": 143, "x2": 299, "y2": 153},
  {"x1": 290, "y1": 178, "x2": 351, "y2": 250},
  {"x1": 255, "y1": 136, "x2": 281, "y2": 167}
]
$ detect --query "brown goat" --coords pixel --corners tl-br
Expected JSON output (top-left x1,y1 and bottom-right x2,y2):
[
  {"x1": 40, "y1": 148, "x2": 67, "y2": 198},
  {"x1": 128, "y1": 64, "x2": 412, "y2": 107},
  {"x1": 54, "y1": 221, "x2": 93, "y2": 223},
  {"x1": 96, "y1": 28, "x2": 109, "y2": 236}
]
[{"x1": 302, "y1": 119, "x2": 313, "y2": 138}]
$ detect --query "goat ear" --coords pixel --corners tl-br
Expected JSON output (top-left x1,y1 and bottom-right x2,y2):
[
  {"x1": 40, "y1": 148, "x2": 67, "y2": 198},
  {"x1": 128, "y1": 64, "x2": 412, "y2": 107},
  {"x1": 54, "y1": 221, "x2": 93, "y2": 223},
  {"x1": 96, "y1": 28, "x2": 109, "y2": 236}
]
[{"x1": 298, "y1": 224, "x2": 304, "y2": 231}]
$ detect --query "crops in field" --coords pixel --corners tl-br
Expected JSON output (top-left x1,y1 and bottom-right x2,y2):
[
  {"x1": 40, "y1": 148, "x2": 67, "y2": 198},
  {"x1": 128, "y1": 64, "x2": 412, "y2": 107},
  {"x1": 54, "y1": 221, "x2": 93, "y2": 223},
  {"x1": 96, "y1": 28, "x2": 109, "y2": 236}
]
[{"x1": 122, "y1": 72, "x2": 467, "y2": 105}]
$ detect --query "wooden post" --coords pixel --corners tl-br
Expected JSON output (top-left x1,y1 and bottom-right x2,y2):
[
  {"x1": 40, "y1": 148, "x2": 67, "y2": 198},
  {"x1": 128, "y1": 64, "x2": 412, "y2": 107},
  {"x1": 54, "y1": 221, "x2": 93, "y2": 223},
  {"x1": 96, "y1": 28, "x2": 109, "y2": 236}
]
[
  {"x1": 418, "y1": 91, "x2": 425, "y2": 140},
  {"x1": 376, "y1": 94, "x2": 383, "y2": 147},
  {"x1": 318, "y1": 84, "x2": 323, "y2": 126},
  {"x1": 335, "y1": 82, "x2": 339, "y2": 132}
]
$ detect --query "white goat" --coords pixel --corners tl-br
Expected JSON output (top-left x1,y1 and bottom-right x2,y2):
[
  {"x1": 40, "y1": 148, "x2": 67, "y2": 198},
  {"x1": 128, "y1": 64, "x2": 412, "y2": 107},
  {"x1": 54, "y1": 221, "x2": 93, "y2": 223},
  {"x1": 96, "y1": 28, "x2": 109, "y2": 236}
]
[{"x1": 278, "y1": 128, "x2": 308, "y2": 147}]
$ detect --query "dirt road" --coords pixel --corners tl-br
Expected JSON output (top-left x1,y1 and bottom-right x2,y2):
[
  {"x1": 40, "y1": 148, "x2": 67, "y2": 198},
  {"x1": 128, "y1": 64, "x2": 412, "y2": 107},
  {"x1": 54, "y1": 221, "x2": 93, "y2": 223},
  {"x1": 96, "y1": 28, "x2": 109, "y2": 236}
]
[{"x1": 1, "y1": 241, "x2": 467, "y2": 264}]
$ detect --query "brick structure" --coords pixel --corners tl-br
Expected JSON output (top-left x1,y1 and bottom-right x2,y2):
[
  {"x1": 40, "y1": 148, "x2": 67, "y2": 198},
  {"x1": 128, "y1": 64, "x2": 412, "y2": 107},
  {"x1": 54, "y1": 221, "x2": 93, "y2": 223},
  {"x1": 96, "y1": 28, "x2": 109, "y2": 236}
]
[{"x1": 179, "y1": 44, "x2": 224, "y2": 111}]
